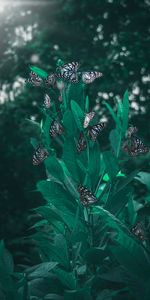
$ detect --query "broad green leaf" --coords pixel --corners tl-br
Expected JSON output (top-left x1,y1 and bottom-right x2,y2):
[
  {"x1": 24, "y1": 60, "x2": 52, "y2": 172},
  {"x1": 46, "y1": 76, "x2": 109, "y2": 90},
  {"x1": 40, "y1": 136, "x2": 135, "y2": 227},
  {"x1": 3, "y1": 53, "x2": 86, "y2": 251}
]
[
  {"x1": 43, "y1": 115, "x2": 53, "y2": 147},
  {"x1": 63, "y1": 110, "x2": 77, "y2": 137},
  {"x1": 103, "y1": 151, "x2": 119, "y2": 181},
  {"x1": 54, "y1": 268, "x2": 76, "y2": 290},
  {"x1": 62, "y1": 137, "x2": 79, "y2": 181},
  {"x1": 71, "y1": 100, "x2": 84, "y2": 131},
  {"x1": 45, "y1": 156, "x2": 64, "y2": 183},
  {"x1": 49, "y1": 234, "x2": 70, "y2": 269},
  {"x1": 84, "y1": 247, "x2": 108, "y2": 265},
  {"x1": 44, "y1": 293, "x2": 63, "y2": 300},
  {"x1": 135, "y1": 172, "x2": 150, "y2": 191},
  {"x1": 66, "y1": 82, "x2": 85, "y2": 109},
  {"x1": 89, "y1": 143, "x2": 101, "y2": 190},
  {"x1": 64, "y1": 288, "x2": 92, "y2": 300},
  {"x1": 37, "y1": 180, "x2": 77, "y2": 213},
  {"x1": 92, "y1": 206, "x2": 150, "y2": 278},
  {"x1": 30, "y1": 65, "x2": 48, "y2": 78},
  {"x1": 85, "y1": 95, "x2": 89, "y2": 112},
  {"x1": 109, "y1": 129, "x2": 121, "y2": 157},
  {"x1": 26, "y1": 262, "x2": 58, "y2": 279}
]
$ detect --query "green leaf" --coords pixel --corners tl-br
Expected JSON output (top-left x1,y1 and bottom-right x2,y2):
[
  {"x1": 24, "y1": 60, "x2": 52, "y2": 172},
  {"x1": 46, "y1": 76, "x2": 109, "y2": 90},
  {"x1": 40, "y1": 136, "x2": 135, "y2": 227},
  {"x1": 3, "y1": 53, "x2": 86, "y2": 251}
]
[
  {"x1": 66, "y1": 82, "x2": 85, "y2": 109},
  {"x1": 89, "y1": 143, "x2": 101, "y2": 189},
  {"x1": 30, "y1": 65, "x2": 48, "y2": 79},
  {"x1": 109, "y1": 129, "x2": 121, "y2": 157},
  {"x1": 63, "y1": 110, "x2": 77, "y2": 137},
  {"x1": 26, "y1": 262, "x2": 58, "y2": 279},
  {"x1": 49, "y1": 234, "x2": 70, "y2": 269},
  {"x1": 45, "y1": 156, "x2": 64, "y2": 183},
  {"x1": 103, "y1": 151, "x2": 119, "y2": 181},
  {"x1": 54, "y1": 268, "x2": 76, "y2": 290},
  {"x1": 43, "y1": 115, "x2": 53, "y2": 147},
  {"x1": 71, "y1": 100, "x2": 84, "y2": 131},
  {"x1": 84, "y1": 247, "x2": 108, "y2": 265},
  {"x1": 37, "y1": 180, "x2": 77, "y2": 213},
  {"x1": 122, "y1": 90, "x2": 129, "y2": 135},
  {"x1": 85, "y1": 95, "x2": 89, "y2": 112},
  {"x1": 92, "y1": 206, "x2": 150, "y2": 278},
  {"x1": 62, "y1": 137, "x2": 79, "y2": 181},
  {"x1": 135, "y1": 172, "x2": 150, "y2": 191},
  {"x1": 64, "y1": 288, "x2": 92, "y2": 300},
  {"x1": 104, "y1": 101, "x2": 120, "y2": 128}
]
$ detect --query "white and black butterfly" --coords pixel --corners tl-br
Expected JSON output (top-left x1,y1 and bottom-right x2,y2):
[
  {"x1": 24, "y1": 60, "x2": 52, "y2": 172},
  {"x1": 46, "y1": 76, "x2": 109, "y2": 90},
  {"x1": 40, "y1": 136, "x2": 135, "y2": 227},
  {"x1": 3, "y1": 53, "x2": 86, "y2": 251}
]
[
  {"x1": 49, "y1": 120, "x2": 64, "y2": 138},
  {"x1": 43, "y1": 94, "x2": 51, "y2": 109},
  {"x1": 26, "y1": 71, "x2": 43, "y2": 87},
  {"x1": 130, "y1": 136, "x2": 149, "y2": 156},
  {"x1": 33, "y1": 144, "x2": 49, "y2": 165},
  {"x1": 84, "y1": 112, "x2": 95, "y2": 129},
  {"x1": 45, "y1": 73, "x2": 56, "y2": 88},
  {"x1": 127, "y1": 125, "x2": 138, "y2": 138},
  {"x1": 88, "y1": 123, "x2": 105, "y2": 141},
  {"x1": 78, "y1": 185, "x2": 98, "y2": 207},
  {"x1": 82, "y1": 71, "x2": 103, "y2": 84},
  {"x1": 131, "y1": 222, "x2": 146, "y2": 241},
  {"x1": 55, "y1": 62, "x2": 79, "y2": 83},
  {"x1": 77, "y1": 132, "x2": 87, "y2": 154}
]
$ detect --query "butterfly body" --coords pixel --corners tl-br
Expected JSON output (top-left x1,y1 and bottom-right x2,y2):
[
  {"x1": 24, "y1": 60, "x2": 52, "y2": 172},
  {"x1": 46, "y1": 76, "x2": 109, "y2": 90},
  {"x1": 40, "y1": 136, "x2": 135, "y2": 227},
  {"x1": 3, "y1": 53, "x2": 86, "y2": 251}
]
[
  {"x1": 49, "y1": 120, "x2": 64, "y2": 138},
  {"x1": 33, "y1": 144, "x2": 49, "y2": 165},
  {"x1": 77, "y1": 132, "x2": 87, "y2": 154},
  {"x1": 78, "y1": 185, "x2": 98, "y2": 206}
]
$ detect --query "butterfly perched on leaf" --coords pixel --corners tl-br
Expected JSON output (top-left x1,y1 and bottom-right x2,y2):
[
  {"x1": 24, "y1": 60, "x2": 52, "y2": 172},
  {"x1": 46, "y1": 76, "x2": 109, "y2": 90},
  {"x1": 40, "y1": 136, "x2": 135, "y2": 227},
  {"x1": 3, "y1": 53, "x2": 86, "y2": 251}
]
[
  {"x1": 43, "y1": 94, "x2": 51, "y2": 109},
  {"x1": 122, "y1": 135, "x2": 149, "y2": 156},
  {"x1": 127, "y1": 125, "x2": 138, "y2": 138},
  {"x1": 33, "y1": 144, "x2": 49, "y2": 165},
  {"x1": 55, "y1": 62, "x2": 79, "y2": 83},
  {"x1": 82, "y1": 71, "x2": 103, "y2": 84},
  {"x1": 77, "y1": 132, "x2": 87, "y2": 154},
  {"x1": 131, "y1": 222, "x2": 146, "y2": 241},
  {"x1": 88, "y1": 122, "x2": 106, "y2": 141},
  {"x1": 84, "y1": 112, "x2": 95, "y2": 129},
  {"x1": 45, "y1": 73, "x2": 57, "y2": 88},
  {"x1": 49, "y1": 120, "x2": 64, "y2": 138},
  {"x1": 78, "y1": 185, "x2": 98, "y2": 207},
  {"x1": 26, "y1": 71, "x2": 43, "y2": 86}
]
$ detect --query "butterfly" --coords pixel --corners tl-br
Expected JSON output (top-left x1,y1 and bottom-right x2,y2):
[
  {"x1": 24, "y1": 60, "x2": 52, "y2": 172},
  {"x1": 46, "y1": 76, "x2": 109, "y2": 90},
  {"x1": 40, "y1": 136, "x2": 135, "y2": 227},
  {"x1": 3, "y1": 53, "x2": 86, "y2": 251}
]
[
  {"x1": 55, "y1": 62, "x2": 79, "y2": 83},
  {"x1": 26, "y1": 71, "x2": 43, "y2": 86},
  {"x1": 131, "y1": 222, "x2": 146, "y2": 241},
  {"x1": 78, "y1": 185, "x2": 98, "y2": 207},
  {"x1": 82, "y1": 71, "x2": 103, "y2": 84},
  {"x1": 77, "y1": 132, "x2": 87, "y2": 154},
  {"x1": 33, "y1": 144, "x2": 49, "y2": 165},
  {"x1": 43, "y1": 94, "x2": 51, "y2": 109},
  {"x1": 45, "y1": 73, "x2": 57, "y2": 88},
  {"x1": 88, "y1": 123, "x2": 105, "y2": 141},
  {"x1": 127, "y1": 125, "x2": 138, "y2": 138},
  {"x1": 83, "y1": 112, "x2": 95, "y2": 129},
  {"x1": 130, "y1": 136, "x2": 149, "y2": 156},
  {"x1": 49, "y1": 120, "x2": 64, "y2": 138}
]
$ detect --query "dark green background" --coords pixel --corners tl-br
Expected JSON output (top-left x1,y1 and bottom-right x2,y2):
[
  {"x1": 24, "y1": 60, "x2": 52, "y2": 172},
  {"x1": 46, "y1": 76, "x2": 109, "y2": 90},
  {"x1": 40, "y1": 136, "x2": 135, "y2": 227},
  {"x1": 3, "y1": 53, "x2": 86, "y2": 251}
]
[{"x1": 0, "y1": 0, "x2": 150, "y2": 253}]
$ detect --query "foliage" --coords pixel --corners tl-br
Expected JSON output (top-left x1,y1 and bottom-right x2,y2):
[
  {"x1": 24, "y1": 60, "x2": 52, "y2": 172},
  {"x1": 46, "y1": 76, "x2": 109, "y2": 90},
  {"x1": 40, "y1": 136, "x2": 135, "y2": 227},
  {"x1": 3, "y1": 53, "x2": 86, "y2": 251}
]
[{"x1": 1, "y1": 62, "x2": 149, "y2": 300}]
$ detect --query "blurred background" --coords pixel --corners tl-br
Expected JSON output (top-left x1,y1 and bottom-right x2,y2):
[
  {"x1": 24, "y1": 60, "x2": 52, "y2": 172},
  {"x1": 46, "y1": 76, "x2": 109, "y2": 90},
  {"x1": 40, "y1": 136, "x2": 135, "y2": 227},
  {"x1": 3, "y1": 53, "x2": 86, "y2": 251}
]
[{"x1": 0, "y1": 0, "x2": 150, "y2": 260}]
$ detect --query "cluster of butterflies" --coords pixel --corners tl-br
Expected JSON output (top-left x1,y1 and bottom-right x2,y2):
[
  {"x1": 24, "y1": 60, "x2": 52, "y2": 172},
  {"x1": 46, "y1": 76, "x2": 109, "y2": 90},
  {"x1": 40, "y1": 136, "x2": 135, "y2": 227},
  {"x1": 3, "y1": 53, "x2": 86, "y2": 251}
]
[
  {"x1": 26, "y1": 61, "x2": 103, "y2": 87},
  {"x1": 122, "y1": 125, "x2": 149, "y2": 156}
]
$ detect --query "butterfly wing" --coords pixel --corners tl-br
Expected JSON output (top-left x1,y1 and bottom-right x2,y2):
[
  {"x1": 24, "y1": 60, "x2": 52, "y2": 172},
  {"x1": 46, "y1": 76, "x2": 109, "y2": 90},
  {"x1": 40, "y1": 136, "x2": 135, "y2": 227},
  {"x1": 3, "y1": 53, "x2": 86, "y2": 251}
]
[
  {"x1": 82, "y1": 71, "x2": 103, "y2": 84},
  {"x1": 33, "y1": 144, "x2": 49, "y2": 165},
  {"x1": 78, "y1": 185, "x2": 97, "y2": 206},
  {"x1": 43, "y1": 94, "x2": 51, "y2": 109},
  {"x1": 77, "y1": 132, "x2": 87, "y2": 154},
  {"x1": 55, "y1": 62, "x2": 79, "y2": 83},
  {"x1": 84, "y1": 112, "x2": 95, "y2": 128},
  {"x1": 131, "y1": 222, "x2": 146, "y2": 241},
  {"x1": 49, "y1": 120, "x2": 64, "y2": 138},
  {"x1": 89, "y1": 123, "x2": 105, "y2": 141},
  {"x1": 130, "y1": 136, "x2": 149, "y2": 156}
]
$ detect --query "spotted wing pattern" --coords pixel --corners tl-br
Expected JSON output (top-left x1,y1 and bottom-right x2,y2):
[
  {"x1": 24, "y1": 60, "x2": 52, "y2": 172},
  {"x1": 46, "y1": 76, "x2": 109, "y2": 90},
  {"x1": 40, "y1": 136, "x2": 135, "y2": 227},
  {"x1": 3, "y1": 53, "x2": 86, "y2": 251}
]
[
  {"x1": 131, "y1": 222, "x2": 146, "y2": 241},
  {"x1": 26, "y1": 71, "x2": 43, "y2": 86},
  {"x1": 78, "y1": 185, "x2": 98, "y2": 207},
  {"x1": 33, "y1": 144, "x2": 49, "y2": 165},
  {"x1": 88, "y1": 123, "x2": 105, "y2": 141},
  {"x1": 49, "y1": 120, "x2": 64, "y2": 138},
  {"x1": 83, "y1": 112, "x2": 95, "y2": 129},
  {"x1": 130, "y1": 136, "x2": 149, "y2": 156},
  {"x1": 77, "y1": 132, "x2": 87, "y2": 154},
  {"x1": 55, "y1": 62, "x2": 79, "y2": 83},
  {"x1": 43, "y1": 94, "x2": 51, "y2": 109},
  {"x1": 82, "y1": 71, "x2": 103, "y2": 84}
]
